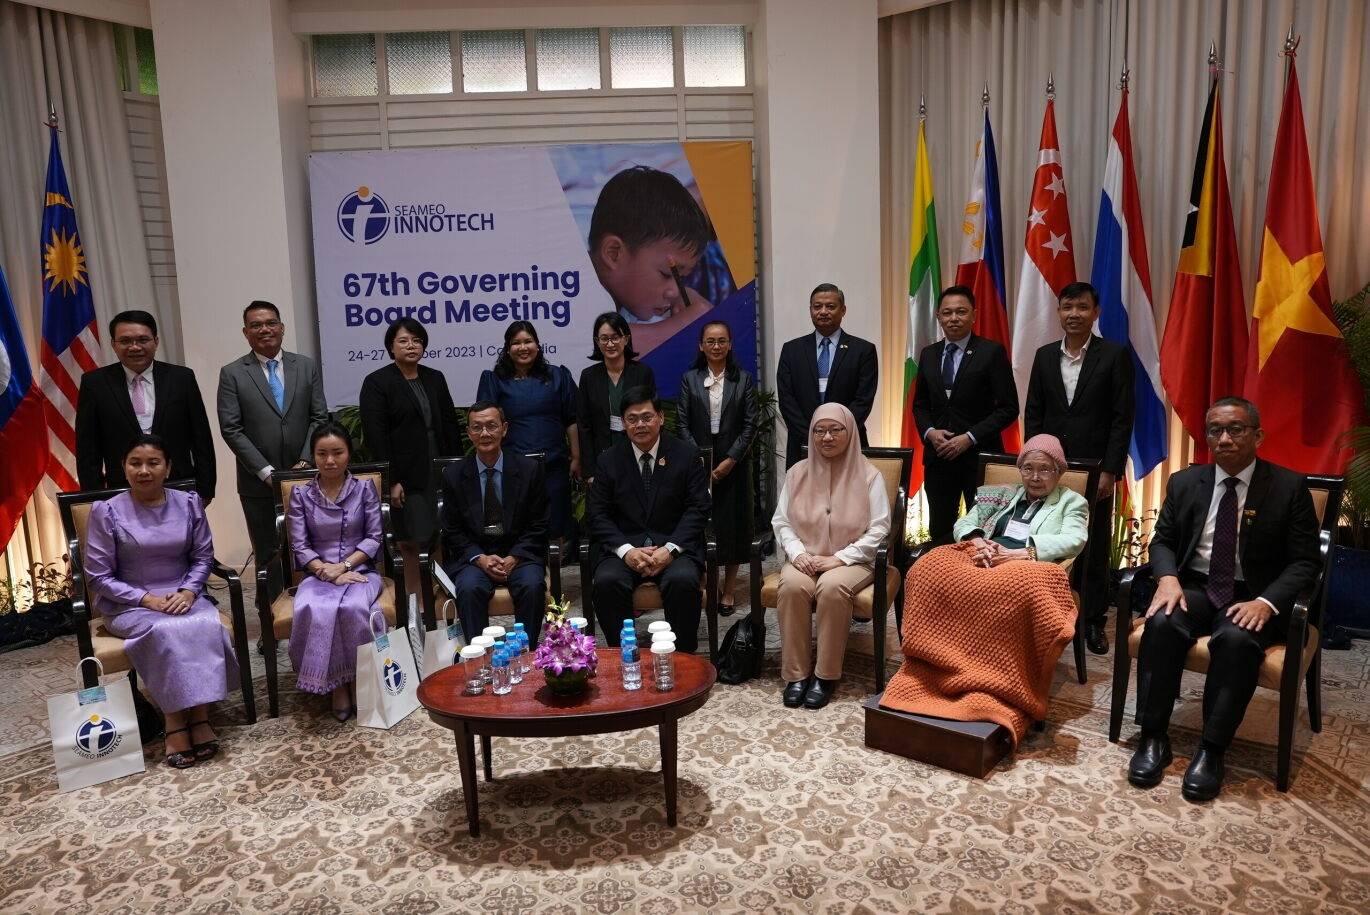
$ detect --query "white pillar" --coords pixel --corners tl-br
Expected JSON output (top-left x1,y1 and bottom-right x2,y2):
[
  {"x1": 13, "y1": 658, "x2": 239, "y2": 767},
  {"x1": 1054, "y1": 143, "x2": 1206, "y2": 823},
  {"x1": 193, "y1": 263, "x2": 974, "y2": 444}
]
[
  {"x1": 755, "y1": 0, "x2": 884, "y2": 448},
  {"x1": 150, "y1": 0, "x2": 312, "y2": 562}
]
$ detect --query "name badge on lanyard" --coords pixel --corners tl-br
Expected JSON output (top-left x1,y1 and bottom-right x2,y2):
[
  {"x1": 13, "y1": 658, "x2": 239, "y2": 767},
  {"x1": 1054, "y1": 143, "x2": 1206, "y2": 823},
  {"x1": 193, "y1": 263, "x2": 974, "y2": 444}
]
[
  {"x1": 609, "y1": 414, "x2": 625, "y2": 432},
  {"x1": 1003, "y1": 519, "x2": 1032, "y2": 542}
]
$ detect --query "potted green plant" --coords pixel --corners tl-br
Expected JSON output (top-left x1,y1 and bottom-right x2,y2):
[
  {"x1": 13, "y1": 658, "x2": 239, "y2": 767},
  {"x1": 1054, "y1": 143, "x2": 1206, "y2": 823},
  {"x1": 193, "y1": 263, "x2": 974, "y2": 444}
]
[{"x1": 0, "y1": 557, "x2": 73, "y2": 652}]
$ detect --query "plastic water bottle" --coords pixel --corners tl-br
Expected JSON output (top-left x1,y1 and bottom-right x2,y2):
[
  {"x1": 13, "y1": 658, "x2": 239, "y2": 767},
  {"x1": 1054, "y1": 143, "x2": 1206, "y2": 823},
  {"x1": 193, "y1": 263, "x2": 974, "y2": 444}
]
[
  {"x1": 512, "y1": 622, "x2": 533, "y2": 674},
  {"x1": 507, "y1": 634, "x2": 524, "y2": 685},
  {"x1": 651, "y1": 642, "x2": 675, "y2": 691},
  {"x1": 621, "y1": 633, "x2": 642, "y2": 691},
  {"x1": 491, "y1": 647, "x2": 512, "y2": 695}
]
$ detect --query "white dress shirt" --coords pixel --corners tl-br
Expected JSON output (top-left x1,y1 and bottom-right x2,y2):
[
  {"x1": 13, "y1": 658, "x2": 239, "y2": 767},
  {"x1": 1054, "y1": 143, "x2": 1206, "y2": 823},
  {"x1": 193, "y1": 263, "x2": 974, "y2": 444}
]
[
  {"x1": 123, "y1": 365, "x2": 155, "y2": 433},
  {"x1": 615, "y1": 438, "x2": 682, "y2": 559},
  {"x1": 1059, "y1": 336, "x2": 1091, "y2": 404},
  {"x1": 771, "y1": 472, "x2": 890, "y2": 567},
  {"x1": 704, "y1": 369, "x2": 725, "y2": 434},
  {"x1": 1186, "y1": 460, "x2": 1276, "y2": 613}
]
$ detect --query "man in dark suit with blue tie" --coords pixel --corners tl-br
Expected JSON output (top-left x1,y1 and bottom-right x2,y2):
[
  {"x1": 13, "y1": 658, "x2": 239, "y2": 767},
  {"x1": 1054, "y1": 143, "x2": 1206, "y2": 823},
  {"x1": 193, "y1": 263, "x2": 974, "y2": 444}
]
[
  {"x1": 438, "y1": 402, "x2": 549, "y2": 643},
  {"x1": 1128, "y1": 397, "x2": 1319, "y2": 801},
  {"x1": 587, "y1": 387, "x2": 711, "y2": 652},
  {"x1": 912, "y1": 285, "x2": 1019, "y2": 544},
  {"x1": 775, "y1": 283, "x2": 879, "y2": 467}
]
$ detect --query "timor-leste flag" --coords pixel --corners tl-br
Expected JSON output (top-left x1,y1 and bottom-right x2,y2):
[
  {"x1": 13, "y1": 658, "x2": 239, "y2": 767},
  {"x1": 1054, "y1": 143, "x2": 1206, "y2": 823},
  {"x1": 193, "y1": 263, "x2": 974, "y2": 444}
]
[
  {"x1": 1244, "y1": 60, "x2": 1362, "y2": 474},
  {"x1": 1160, "y1": 80, "x2": 1247, "y2": 463}
]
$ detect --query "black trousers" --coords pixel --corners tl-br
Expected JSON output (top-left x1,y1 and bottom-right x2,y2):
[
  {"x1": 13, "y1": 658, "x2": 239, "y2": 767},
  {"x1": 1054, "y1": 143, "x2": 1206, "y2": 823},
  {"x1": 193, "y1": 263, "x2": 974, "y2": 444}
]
[
  {"x1": 241, "y1": 494, "x2": 283, "y2": 602},
  {"x1": 1071, "y1": 490, "x2": 1113, "y2": 625},
  {"x1": 923, "y1": 453, "x2": 978, "y2": 545},
  {"x1": 1135, "y1": 575, "x2": 1282, "y2": 749},
  {"x1": 592, "y1": 554, "x2": 702, "y2": 653},
  {"x1": 448, "y1": 561, "x2": 547, "y2": 645}
]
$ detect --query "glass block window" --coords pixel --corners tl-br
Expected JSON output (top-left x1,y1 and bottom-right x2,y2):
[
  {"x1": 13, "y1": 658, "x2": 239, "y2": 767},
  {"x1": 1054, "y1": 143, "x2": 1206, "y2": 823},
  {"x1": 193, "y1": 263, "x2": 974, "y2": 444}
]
[
  {"x1": 536, "y1": 29, "x2": 600, "y2": 91},
  {"x1": 134, "y1": 27, "x2": 158, "y2": 95},
  {"x1": 461, "y1": 30, "x2": 527, "y2": 93},
  {"x1": 683, "y1": 25, "x2": 746, "y2": 87},
  {"x1": 386, "y1": 31, "x2": 453, "y2": 94},
  {"x1": 609, "y1": 27, "x2": 674, "y2": 89},
  {"x1": 313, "y1": 34, "x2": 379, "y2": 97}
]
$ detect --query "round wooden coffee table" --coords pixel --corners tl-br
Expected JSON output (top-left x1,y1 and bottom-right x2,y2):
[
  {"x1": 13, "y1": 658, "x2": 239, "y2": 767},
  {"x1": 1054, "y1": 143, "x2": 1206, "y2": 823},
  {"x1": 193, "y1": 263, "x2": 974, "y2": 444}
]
[{"x1": 418, "y1": 648, "x2": 716, "y2": 837}]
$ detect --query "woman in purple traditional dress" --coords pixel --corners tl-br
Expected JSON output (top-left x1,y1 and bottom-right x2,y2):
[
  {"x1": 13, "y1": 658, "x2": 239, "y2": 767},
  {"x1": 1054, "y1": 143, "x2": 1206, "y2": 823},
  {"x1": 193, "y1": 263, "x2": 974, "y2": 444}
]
[
  {"x1": 85, "y1": 434, "x2": 240, "y2": 769},
  {"x1": 286, "y1": 422, "x2": 384, "y2": 721}
]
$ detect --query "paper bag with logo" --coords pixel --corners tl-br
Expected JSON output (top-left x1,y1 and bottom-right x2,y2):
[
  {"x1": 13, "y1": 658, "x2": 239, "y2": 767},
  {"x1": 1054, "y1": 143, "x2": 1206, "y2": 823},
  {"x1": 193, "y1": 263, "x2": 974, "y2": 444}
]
[
  {"x1": 422, "y1": 597, "x2": 466, "y2": 680},
  {"x1": 356, "y1": 610, "x2": 420, "y2": 729},
  {"x1": 48, "y1": 658, "x2": 146, "y2": 792}
]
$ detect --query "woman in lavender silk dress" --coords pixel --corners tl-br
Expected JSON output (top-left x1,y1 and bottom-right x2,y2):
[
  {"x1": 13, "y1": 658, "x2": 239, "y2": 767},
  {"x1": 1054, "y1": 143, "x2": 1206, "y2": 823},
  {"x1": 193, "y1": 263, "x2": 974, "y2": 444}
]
[
  {"x1": 287, "y1": 422, "x2": 384, "y2": 721},
  {"x1": 84, "y1": 434, "x2": 240, "y2": 769}
]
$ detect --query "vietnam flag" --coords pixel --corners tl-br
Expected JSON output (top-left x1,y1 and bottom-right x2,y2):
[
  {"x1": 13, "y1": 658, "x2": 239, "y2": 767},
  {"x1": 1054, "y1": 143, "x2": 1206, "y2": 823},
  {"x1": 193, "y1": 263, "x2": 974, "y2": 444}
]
[
  {"x1": 1244, "y1": 58, "x2": 1362, "y2": 473},
  {"x1": 1161, "y1": 80, "x2": 1247, "y2": 463}
]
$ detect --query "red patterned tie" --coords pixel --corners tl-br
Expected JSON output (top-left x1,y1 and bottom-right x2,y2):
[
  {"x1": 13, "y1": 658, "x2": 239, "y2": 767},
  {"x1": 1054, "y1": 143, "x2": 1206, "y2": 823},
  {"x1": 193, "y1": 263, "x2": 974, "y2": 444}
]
[{"x1": 1206, "y1": 478, "x2": 1239, "y2": 609}]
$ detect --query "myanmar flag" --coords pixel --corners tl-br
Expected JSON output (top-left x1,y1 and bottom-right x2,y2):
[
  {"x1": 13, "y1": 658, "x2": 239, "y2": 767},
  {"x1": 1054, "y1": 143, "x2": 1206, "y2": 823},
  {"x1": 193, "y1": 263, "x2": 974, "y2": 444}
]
[
  {"x1": 900, "y1": 118, "x2": 942, "y2": 496},
  {"x1": 1244, "y1": 58, "x2": 1362, "y2": 473}
]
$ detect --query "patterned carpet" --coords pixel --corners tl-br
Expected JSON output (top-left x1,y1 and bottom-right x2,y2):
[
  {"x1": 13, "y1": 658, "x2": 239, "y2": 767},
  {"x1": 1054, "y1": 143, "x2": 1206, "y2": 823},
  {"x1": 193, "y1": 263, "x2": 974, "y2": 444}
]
[{"x1": 2, "y1": 569, "x2": 1369, "y2": 913}]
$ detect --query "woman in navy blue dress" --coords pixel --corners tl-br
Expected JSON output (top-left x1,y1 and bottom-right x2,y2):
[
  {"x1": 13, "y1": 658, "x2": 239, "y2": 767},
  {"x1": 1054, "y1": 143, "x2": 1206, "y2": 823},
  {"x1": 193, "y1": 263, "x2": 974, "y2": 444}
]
[{"x1": 476, "y1": 321, "x2": 579, "y2": 539}]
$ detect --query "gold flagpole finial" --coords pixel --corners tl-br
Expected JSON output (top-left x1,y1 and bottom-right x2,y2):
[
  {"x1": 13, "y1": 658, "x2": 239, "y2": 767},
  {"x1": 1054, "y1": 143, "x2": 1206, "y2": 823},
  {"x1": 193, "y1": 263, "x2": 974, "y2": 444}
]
[
  {"x1": 44, "y1": 103, "x2": 58, "y2": 129},
  {"x1": 918, "y1": 93, "x2": 926, "y2": 120},
  {"x1": 1282, "y1": 24, "x2": 1300, "y2": 57},
  {"x1": 1045, "y1": 73, "x2": 1056, "y2": 101},
  {"x1": 1117, "y1": 61, "x2": 1130, "y2": 92},
  {"x1": 1208, "y1": 41, "x2": 1219, "y2": 69},
  {"x1": 981, "y1": 83, "x2": 991, "y2": 108}
]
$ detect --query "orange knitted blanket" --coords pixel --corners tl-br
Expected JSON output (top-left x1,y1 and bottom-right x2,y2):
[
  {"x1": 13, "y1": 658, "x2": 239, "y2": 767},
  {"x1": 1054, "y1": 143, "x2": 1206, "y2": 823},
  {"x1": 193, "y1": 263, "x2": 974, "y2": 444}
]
[{"x1": 879, "y1": 543, "x2": 1077, "y2": 745}]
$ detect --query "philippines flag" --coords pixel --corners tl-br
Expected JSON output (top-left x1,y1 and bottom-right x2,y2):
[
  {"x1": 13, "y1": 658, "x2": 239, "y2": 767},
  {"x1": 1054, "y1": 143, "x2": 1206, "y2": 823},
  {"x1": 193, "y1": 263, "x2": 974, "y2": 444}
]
[
  {"x1": 954, "y1": 108, "x2": 1017, "y2": 450},
  {"x1": 0, "y1": 264, "x2": 49, "y2": 551},
  {"x1": 1091, "y1": 89, "x2": 1167, "y2": 477},
  {"x1": 37, "y1": 125, "x2": 100, "y2": 492}
]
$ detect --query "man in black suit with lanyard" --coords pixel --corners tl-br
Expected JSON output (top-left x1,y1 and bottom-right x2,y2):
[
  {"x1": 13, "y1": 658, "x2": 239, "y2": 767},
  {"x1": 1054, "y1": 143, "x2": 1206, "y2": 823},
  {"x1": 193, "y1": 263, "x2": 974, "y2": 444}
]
[
  {"x1": 775, "y1": 283, "x2": 879, "y2": 468},
  {"x1": 912, "y1": 285, "x2": 1019, "y2": 544},
  {"x1": 75, "y1": 309, "x2": 216, "y2": 501},
  {"x1": 587, "y1": 386, "x2": 711, "y2": 652},
  {"x1": 1128, "y1": 397, "x2": 1319, "y2": 801},
  {"x1": 1025, "y1": 281, "x2": 1134, "y2": 654}
]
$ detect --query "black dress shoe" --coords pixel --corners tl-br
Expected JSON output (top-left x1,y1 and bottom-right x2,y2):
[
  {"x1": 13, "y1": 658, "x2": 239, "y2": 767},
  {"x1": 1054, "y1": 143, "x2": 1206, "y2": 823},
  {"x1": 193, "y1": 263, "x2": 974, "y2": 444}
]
[
  {"x1": 1127, "y1": 732, "x2": 1172, "y2": 788},
  {"x1": 802, "y1": 678, "x2": 838, "y2": 710},
  {"x1": 1086, "y1": 621, "x2": 1109, "y2": 655},
  {"x1": 1181, "y1": 745, "x2": 1225, "y2": 802},
  {"x1": 782, "y1": 679, "x2": 810, "y2": 708}
]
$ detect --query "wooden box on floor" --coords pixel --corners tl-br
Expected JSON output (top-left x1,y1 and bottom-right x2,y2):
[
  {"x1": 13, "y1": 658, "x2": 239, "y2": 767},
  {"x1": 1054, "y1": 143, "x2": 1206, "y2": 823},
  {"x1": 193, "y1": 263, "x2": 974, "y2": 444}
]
[{"x1": 862, "y1": 693, "x2": 1011, "y2": 779}]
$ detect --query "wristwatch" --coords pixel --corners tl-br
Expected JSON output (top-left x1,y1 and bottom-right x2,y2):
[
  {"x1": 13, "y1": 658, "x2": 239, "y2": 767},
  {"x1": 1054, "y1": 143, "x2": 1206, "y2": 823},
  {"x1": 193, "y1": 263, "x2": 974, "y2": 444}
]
[{"x1": 342, "y1": 559, "x2": 354, "y2": 572}]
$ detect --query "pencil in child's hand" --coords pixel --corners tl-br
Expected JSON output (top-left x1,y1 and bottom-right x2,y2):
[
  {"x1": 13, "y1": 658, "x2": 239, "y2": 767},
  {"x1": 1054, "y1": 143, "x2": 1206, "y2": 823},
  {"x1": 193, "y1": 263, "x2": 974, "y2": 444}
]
[{"x1": 667, "y1": 257, "x2": 693, "y2": 309}]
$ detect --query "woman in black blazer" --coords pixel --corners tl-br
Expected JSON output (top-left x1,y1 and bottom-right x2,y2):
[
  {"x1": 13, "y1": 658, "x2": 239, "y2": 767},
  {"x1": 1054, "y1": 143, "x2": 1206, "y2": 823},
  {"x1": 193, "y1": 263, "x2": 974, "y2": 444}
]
[
  {"x1": 359, "y1": 318, "x2": 461, "y2": 575},
  {"x1": 576, "y1": 312, "x2": 655, "y2": 482},
  {"x1": 676, "y1": 319, "x2": 757, "y2": 614}
]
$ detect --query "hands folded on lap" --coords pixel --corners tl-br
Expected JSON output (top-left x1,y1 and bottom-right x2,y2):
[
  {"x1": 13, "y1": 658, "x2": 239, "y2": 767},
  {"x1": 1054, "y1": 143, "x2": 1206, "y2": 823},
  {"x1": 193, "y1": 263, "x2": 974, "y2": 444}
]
[{"x1": 142, "y1": 589, "x2": 195, "y2": 614}]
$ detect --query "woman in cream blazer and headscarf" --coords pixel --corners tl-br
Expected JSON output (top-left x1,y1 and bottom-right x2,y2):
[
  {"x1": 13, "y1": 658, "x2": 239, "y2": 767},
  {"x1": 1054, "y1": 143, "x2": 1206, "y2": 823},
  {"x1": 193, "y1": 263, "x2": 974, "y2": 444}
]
[{"x1": 772, "y1": 403, "x2": 890, "y2": 710}]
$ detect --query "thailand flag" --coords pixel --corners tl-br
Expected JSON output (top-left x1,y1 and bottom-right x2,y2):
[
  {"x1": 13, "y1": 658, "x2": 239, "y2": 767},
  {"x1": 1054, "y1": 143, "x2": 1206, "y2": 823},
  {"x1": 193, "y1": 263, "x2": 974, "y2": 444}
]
[
  {"x1": 1091, "y1": 90, "x2": 1167, "y2": 477},
  {"x1": 0, "y1": 264, "x2": 49, "y2": 551}
]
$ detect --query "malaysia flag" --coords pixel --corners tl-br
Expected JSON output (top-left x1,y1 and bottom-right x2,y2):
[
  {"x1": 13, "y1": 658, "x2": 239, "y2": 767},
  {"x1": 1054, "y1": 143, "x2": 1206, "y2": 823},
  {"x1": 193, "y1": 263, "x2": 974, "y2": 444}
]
[{"x1": 1091, "y1": 88, "x2": 1167, "y2": 477}]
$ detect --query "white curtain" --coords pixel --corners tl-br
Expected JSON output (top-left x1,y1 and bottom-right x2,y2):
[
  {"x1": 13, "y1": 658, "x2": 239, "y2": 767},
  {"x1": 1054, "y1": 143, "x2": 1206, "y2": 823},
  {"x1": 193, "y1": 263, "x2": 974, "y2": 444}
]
[
  {"x1": 879, "y1": 0, "x2": 1370, "y2": 520},
  {"x1": 0, "y1": 0, "x2": 163, "y2": 570}
]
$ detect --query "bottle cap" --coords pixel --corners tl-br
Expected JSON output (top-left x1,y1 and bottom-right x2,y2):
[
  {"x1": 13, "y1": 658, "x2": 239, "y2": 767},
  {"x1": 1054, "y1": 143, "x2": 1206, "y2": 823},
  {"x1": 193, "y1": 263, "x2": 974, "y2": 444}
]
[
  {"x1": 568, "y1": 617, "x2": 588, "y2": 629},
  {"x1": 650, "y1": 642, "x2": 674, "y2": 654},
  {"x1": 512, "y1": 622, "x2": 526, "y2": 631},
  {"x1": 459, "y1": 645, "x2": 485, "y2": 660},
  {"x1": 471, "y1": 635, "x2": 495, "y2": 649},
  {"x1": 483, "y1": 625, "x2": 506, "y2": 639},
  {"x1": 647, "y1": 621, "x2": 672, "y2": 633},
  {"x1": 651, "y1": 631, "x2": 676, "y2": 644}
]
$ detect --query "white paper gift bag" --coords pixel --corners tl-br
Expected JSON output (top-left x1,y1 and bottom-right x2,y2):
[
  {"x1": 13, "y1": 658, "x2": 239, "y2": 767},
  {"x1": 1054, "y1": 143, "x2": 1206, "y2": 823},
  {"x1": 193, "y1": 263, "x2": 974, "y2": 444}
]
[
  {"x1": 48, "y1": 658, "x2": 146, "y2": 792},
  {"x1": 355, "y1": 610, "x2": 421, "y2": 729},
  {"x1": 422, "y1": 597, "x2": 466, "y2": 681}
]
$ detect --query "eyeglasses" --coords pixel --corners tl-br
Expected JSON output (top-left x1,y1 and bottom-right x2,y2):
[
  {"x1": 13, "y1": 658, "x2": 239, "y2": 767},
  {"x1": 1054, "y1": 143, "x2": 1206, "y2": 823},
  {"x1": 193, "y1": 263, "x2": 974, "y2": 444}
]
[
  {"x1": 246, "y1": 320, "x2": 281, "y2": 331},
  {"x1": 813, "y1": 426, "x2": 847, "y2": 440},
  {"x1": 1019, "y1": 466, "x2": 1060, "y2": 479},
  {"x1": 114, "y1": 336, "x2": 155, "y2": 347},
  {"x1": 1206, "y1": 423, "x2": 1254, "y2": 440},
  {"x1": 597, "y1": 334, "x2": 624, "y2": 345},
  {"x1": 703, "y1": 338, "x2": 730, "y2": 348},
  {"x1": 467, "y1": 422, "x2": 503, "y2": 434},
  {"x1": 624, "y1": 414, "x2": 657, "y2": 428}
]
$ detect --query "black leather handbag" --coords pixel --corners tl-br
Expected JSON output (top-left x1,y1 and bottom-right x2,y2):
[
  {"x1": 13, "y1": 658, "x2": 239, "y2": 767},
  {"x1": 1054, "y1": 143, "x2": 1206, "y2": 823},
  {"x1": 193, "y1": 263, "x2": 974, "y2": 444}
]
[{"x1": 716, "y1": 612, "x2": 765, "y2": 684}]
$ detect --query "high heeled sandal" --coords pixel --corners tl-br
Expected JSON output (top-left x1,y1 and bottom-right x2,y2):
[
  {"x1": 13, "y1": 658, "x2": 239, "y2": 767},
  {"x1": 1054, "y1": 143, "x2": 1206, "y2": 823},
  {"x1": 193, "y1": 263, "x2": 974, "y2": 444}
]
[
  {"x1": 189, "y1": 718, "x2": 219, "y2": 761},
  {"x1": 164, "y1": 727, "x2": 196, "y2": 769}
]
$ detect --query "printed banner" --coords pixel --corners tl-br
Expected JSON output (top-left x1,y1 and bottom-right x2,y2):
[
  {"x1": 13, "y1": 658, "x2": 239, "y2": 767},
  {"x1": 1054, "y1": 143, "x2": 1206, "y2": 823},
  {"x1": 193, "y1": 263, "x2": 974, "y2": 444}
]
[{"x1": 308, "y1": 141, "x2": 757, "y2": 406}]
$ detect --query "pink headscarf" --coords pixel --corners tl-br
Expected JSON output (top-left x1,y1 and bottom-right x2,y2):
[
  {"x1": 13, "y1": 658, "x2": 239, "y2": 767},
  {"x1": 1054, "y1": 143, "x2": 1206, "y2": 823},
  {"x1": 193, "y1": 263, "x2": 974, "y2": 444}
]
[
  {"x1": 783, "y1": 403, "x2": 880, "y2": 555},
  {"x1": 1017, "y1": 434, "x2": 1068, "y2": 474}
]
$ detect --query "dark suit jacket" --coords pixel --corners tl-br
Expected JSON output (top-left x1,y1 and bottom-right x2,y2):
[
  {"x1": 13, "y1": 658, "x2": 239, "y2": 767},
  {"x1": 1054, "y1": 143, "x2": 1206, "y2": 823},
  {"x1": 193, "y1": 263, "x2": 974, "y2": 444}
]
[
  {"x1": 438, "y1": 452, "x2": 548, "y2": 568},
  {"x1": 586, "y1": 433, "x2": 710, "y2": 569},
  {"x1": 576, "y1": 360, "x2": 655, "y2": 473},
  {"x1": 911, "y1": 334, "x2": 1018, "y2": 464},
  {"x1": 359, "y1": 363, "x2": 461, "y2": 491},
  {"x1": 675, "y1": 365, "x2": 758, "y2": 464},
  {"x1": 216, "y1": 350, "x2": 330, "y2": 498},
  {"x1": 75, "y1": 361, "x2": 216, "y2": 499},
  {"x1": 776, "y1": 329, "x2": 878, "y2": 466},
  {"x1": 1024, "y1": 336, "x2": 1135, "y2": 476},
  {"x1": 1149, "y1": 460, "x2": 1320, "y2": 615}
]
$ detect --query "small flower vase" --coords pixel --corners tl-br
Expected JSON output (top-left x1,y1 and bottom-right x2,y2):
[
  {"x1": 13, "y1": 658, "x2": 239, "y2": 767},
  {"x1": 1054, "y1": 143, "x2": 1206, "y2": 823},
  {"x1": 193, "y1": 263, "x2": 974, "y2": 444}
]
[{"x1": 544, "y1": 668, "x2": 590, "y2": 696}]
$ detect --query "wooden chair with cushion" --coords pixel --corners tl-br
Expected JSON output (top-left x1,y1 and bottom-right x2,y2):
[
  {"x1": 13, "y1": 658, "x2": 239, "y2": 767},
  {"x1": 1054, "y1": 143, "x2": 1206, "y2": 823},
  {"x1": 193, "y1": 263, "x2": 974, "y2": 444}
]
[
  {"x1": 749, "y1": 447, "x2": 912, "y2": 694},
  {"x1": 257, "y1": 462, "x2": 405, "y2": 718},
  {"x1": 417, "y1": 453, "x2": 562, "y2": 631},
  {"x1": 60, "y1": 481, "x2": 257, "y2": 723},
  {"x1": 1109, "y1": 474, "x2": 1344, "y2": 791},
  {"x1": 580, "y1": 447, "x2": 720, "y2": 661}
]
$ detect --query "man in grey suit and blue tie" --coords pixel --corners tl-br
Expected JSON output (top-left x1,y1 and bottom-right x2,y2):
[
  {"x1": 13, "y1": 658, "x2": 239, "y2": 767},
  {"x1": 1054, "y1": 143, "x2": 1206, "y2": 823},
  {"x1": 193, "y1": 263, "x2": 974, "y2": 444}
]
[{"x1": 216, "y1": 301, "x2": 330, "y2": 598}]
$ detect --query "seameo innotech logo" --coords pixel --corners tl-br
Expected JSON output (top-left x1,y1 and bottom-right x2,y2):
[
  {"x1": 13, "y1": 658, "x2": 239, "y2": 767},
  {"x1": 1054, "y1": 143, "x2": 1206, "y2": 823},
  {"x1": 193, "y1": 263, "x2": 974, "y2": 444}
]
[
  {"x1": 382, "y1": 657, "x2": 407, "y2": 695},
  {"x1": 337, "y1": 185, "x2": 391, "y2": 245},
  {"x1": 74, "y1": 713, "x2": 123, "y2": 759}
]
